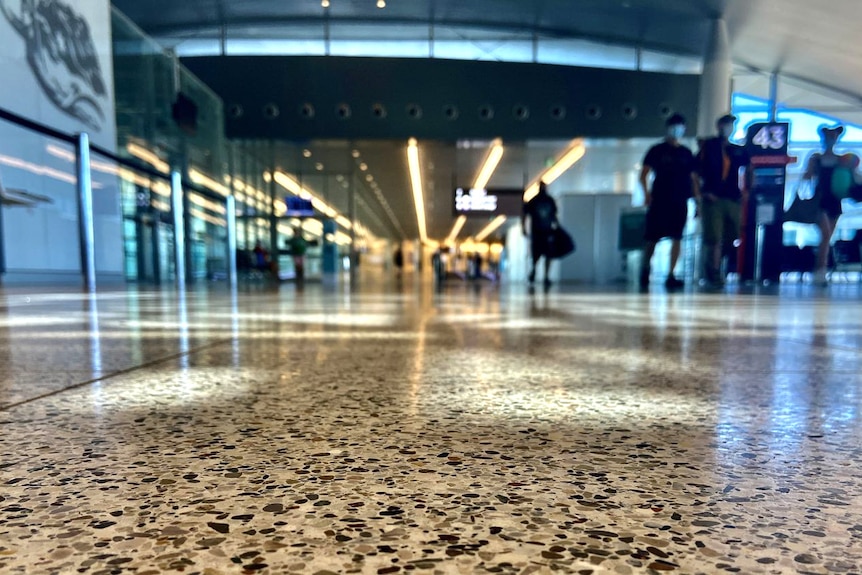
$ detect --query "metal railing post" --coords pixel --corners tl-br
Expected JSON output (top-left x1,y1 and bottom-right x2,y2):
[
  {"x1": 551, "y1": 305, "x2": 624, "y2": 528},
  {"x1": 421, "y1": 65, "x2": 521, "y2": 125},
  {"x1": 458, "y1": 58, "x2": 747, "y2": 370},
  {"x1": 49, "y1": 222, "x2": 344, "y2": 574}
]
[
  {"x1": 226, "y1": 195, "x2": 237, "y2": 288},
  {"x1": 76, "y1": 132, "x2": 96, "y2": 291},
  {"x1": 171, "y1": 171, "x2": 186, "y2": 289}
]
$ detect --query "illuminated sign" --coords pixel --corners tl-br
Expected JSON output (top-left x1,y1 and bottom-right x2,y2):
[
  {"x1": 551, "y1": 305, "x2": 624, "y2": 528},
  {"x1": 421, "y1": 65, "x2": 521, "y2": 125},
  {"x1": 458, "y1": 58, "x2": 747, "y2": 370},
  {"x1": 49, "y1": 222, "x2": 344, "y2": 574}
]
[
  {"x1": 453, "y1": 187, "x2": 523, "y2": 217},
  {"x1": 455, "y1": 188, "x2": 497, "y2": 212},
  {"x1": 285, "y1": 196, "x2": 315, "y2": 216}
]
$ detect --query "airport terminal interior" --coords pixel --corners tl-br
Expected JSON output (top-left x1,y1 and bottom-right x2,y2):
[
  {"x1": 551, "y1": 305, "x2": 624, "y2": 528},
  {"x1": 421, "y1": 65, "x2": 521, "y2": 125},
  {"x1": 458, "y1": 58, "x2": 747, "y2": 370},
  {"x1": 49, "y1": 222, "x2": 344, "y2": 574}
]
[{"x1": 2, "y1": 1, "x2": 862, "y2": 573}]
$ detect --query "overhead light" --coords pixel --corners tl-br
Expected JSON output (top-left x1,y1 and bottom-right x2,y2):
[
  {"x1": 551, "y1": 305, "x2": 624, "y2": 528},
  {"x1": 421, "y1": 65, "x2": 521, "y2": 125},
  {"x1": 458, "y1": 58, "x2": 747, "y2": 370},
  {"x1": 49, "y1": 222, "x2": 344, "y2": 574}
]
[
  {"x1": 315, "y1": 162, "x2": 324, "y2": 171},
  {"x1": 352, "y1": 149, "x2": 360, "y2": 158},
  {"x1": 523, "y1": 139, "x2": 586, "y2": 202},
  {"x1": 126, "y1": 143, "x2": 169, "y2": 174},
  {"x1": 189, "y1": 169, "x2": 230, "y2": 196},
  {"x1": 377, "y1": 0, "x2": 385, "y2": 7},
  {"x1": 263, "y1": 171, "x2": 272, "y2": 183},
  {"x1": 475, "y1": 215, "x2": 507, "y2": 242},
  {"x1": 446, "y1": 215, "x2": 467, "y2": 244},
  {"x1": 322, "y1": 0, "x2": 330, "y2": 7},
  {"x1": 365, "y1": 174, "x2": 373, "y2": 182},
  {"x1": 303, "y1": 149, "x2": 312, "y2": 158},
  {"x1": 359, "y1": 162, "x2": 368, "y2": 171},
  {"x1": 407, "y1": 138, "x2": 427, "y2": 243},
  {"x1": 473, "y1": 139, "x2": 504, "y2": 190}
]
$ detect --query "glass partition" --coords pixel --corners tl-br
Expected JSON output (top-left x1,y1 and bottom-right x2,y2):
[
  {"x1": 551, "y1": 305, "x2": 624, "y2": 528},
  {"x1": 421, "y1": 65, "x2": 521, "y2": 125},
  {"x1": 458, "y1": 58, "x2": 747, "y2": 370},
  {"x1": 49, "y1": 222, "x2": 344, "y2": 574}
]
[{"x1": 0, "y1": 118, "x2": 80, "y2": 278}]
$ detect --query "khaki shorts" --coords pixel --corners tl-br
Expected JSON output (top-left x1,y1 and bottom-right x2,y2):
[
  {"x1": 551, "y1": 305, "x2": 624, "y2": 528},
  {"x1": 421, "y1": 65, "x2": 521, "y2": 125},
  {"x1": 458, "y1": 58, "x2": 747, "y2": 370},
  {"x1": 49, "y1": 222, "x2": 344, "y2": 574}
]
[{"x1": 702, "y1": 197, "x2": 741, "y2": 248}]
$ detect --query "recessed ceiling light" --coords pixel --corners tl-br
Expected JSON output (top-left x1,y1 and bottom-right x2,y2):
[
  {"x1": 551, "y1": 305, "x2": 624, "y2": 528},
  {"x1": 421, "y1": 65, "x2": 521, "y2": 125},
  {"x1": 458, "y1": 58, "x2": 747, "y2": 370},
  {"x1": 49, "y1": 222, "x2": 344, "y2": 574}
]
[
  {"x1": 359, "y1": 162, "x2": 368, "y2": 171},
  {"x1": 303, "y1": 149, "x2": 312, "y2": 158},
  {"x1": 365, "y1": 174, "x2": 374, "y2": 182},
  {"x1": 315, "y1": 163, "x2": 324, "y2": 171},
  {"x1": 351, "y1": 150, "x2": 360, "y2": 158},
  {"x1": 377, "y1": 0, "x2": 385, "y2": 7},
  {"x1": 322, "y1": 0, "x2": 330, "y2": 7}
]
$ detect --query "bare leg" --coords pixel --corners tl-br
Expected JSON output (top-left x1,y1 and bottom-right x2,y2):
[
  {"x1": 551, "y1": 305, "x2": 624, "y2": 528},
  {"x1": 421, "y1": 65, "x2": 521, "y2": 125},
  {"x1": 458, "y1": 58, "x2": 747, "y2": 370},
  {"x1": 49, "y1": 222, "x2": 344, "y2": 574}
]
[
  {"x1": 640, "y1": 241, "x2": 657, "y2": 286},
  {"x1": 543, "y1": 256, "x2": 551, "y2": 286},
  {"x1": 815, "y1": 211, "x2": 837, "y2": 283},
  {"x1": 669, "y1": 240, "x2": 682, "y2": 278}
]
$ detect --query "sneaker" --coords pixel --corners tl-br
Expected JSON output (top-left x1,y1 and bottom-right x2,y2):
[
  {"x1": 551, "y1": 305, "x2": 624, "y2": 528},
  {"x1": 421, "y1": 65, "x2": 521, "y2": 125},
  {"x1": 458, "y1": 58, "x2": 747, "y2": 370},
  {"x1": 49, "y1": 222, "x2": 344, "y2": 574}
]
[{"x1": 664, "y1": 276, "x2": 685, "y2": 289}]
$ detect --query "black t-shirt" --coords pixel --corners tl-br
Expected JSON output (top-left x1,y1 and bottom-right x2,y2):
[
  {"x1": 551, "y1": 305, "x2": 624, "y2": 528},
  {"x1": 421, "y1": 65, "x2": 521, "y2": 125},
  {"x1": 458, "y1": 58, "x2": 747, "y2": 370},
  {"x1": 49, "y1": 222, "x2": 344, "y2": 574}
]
[
  {"x1": 644, "y1": 141, "x2": 695, "y2": 203},
  {"x1": 523, "y1": 193, "x2": 557, "y2": 234},
  {"x1": 697, "y1": 137, "x2": 750, "y2": 200}
]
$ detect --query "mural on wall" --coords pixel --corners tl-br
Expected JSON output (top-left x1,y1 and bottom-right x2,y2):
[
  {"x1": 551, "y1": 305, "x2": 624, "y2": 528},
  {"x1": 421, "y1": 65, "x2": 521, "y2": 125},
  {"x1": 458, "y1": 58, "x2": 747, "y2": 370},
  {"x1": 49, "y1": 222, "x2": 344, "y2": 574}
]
[{"x1": 1, "y1": 0, "x2": 107, "y2": 131}]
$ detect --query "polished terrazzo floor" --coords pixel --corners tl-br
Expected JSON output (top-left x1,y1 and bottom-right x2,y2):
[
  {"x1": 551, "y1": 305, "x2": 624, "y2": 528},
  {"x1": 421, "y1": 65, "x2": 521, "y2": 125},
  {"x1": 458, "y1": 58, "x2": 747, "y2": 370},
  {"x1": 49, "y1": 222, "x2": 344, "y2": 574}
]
[{"x1": 1, "y1": 278, "x2": 862, "y2": 574}]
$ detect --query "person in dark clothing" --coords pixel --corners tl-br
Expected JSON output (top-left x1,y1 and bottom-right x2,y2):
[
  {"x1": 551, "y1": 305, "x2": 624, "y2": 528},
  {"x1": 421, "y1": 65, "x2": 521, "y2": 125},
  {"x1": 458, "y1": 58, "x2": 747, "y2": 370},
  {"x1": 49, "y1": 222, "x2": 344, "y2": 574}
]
[
  {"x1": 697, "y1": 114, "x2": 750, "y2": 287},
  {"x1": 802, "y1": 125, "x2": 861, "y2": 285},
  {"x1": 522, "y1": 181, "x2": 558, "y2": 288},
  {"x1": 393, "y1": 245, "x2": 404, "y2": 278},
  {"x1": 638, "y1": 113, "x2": 701, "y2": 289}
]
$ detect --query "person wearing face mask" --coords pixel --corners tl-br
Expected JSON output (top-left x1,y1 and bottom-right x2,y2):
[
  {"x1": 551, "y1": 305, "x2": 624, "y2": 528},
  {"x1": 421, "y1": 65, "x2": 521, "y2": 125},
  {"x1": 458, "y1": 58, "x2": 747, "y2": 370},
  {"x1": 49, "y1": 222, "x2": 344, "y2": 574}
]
[
  {"x1": 696, "y1": 114, "x2": 751, "y2": 288},
  {"x1": 802, "y1": 125, "x2": 861, "y2": 286},
  {"x1": 638, "y1": 114, "x2": 701, "y2": 290}
]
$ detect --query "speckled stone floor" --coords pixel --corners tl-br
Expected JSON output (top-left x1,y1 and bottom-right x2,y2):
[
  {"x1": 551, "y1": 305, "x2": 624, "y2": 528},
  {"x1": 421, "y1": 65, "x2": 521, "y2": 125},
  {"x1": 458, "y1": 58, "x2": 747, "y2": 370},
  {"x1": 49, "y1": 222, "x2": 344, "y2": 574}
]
[{"x1": 1, "y1": 279, "x2": 862, "y2": 575}]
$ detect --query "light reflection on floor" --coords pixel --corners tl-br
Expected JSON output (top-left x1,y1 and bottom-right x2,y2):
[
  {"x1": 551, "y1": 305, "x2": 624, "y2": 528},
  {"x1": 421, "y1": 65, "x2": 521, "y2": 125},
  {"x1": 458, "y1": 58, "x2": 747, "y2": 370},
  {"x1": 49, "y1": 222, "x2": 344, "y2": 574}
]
[{"x1": 1, "y1": 280, "x2": 861, "y2": 574}]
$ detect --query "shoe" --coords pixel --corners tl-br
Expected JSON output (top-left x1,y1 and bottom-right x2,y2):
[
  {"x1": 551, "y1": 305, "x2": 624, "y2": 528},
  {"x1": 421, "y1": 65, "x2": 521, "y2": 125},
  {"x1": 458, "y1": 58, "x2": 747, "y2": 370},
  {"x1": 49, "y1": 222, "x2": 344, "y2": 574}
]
[
  {"x1": 664, "y1": 276, "x2": 685, "y2": 289},
  {"x1": 639, "y1": 266, "x2": 651, "y2": 289},
  {"x1": 813, "y1": 269, "x2": 828, "y2": 287}
]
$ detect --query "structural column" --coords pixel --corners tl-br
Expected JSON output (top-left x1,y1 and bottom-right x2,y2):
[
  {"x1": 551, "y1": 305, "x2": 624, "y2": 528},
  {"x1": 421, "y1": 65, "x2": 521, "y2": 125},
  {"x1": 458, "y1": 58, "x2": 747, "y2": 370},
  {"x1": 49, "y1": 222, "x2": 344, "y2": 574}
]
[{"x1": 697, "y1": 18, "x2": 732, "y2": 138}]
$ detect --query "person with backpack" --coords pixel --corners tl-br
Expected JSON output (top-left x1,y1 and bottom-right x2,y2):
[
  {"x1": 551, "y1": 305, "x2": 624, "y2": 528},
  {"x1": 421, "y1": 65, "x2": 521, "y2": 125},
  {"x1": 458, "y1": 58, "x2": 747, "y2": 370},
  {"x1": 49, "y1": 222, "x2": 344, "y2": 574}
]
[{"x1": 522, "y1": 181, "x2": 559, "y2": 289}]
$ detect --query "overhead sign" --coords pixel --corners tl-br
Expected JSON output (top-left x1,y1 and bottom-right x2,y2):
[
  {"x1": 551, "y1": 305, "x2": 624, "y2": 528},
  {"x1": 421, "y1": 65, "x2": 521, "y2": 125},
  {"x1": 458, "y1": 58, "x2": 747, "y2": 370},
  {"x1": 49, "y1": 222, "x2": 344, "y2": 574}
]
[
  {"x1": 285, "y1": 196, "x2": 315, "y2": 217},
  {"x1": 453, "y1": 187, "x2": 523, "y2": 217}
]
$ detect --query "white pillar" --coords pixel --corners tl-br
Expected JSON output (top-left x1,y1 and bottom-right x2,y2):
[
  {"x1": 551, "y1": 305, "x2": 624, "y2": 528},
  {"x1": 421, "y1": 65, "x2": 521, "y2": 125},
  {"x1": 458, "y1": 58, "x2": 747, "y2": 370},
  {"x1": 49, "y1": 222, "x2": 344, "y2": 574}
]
[{"x1": 697, "y1": 18, "x2": 732, "y2": 138}]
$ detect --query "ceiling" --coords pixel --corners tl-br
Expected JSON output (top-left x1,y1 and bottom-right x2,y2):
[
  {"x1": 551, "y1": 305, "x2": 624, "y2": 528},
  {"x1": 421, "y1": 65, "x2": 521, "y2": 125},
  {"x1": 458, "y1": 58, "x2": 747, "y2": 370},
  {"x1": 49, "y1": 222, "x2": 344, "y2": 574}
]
[{"x1": 112, "y1": 0, "x2": 862, "y2": 243}]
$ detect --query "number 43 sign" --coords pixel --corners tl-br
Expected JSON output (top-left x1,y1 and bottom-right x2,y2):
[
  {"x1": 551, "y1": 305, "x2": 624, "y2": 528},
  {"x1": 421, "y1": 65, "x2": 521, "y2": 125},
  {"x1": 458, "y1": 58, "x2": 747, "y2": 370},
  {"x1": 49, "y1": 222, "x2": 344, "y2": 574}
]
[{"x1": 746, "y1": 122, "x2": 790, "y2": 157}]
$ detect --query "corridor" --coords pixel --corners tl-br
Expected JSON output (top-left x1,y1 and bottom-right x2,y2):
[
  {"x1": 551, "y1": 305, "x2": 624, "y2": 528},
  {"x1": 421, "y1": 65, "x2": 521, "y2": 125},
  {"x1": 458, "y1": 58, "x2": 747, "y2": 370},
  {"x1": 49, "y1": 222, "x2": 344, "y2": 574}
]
[{"x1": 1, "y1": 281, "x2": 861, "y2": 574}]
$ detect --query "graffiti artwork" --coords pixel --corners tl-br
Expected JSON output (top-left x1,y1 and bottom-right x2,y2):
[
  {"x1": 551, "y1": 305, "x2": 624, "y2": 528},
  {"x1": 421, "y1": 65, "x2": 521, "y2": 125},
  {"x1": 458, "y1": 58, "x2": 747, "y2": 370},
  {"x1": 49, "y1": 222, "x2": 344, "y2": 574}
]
[{"x1": 1, "y1": 0, "x2": 107, "y2": 131}]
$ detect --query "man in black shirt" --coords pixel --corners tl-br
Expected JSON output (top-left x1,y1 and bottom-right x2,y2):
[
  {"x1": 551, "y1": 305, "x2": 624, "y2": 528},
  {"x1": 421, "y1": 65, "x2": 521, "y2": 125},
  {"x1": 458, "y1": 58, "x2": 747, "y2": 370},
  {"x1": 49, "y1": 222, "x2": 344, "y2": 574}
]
[
  {"x1": 697, "y1": 114, "x2": 750, "y2": 287},
  {"x1": 522, "y1": 182, "x2": 558, "y2": 288},
  {"x1": 638, "y1": 113, "x2": 701, "y2": 289}
]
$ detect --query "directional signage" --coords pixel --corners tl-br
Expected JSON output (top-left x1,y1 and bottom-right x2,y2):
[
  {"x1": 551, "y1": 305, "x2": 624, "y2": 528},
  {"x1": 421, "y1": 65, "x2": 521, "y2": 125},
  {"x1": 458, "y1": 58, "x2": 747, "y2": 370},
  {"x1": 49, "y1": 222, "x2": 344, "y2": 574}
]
[{"x1": 453, "y1": 187, "x2": 524, "y2": 217}]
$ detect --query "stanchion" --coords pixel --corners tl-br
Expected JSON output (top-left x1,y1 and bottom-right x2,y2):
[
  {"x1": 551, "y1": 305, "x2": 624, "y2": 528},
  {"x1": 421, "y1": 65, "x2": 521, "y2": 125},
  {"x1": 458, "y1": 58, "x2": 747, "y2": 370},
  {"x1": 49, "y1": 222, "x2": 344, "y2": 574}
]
[
  {"x1": 171, "y1": 171, "x2": 186, "y2": 289},
  {"x1": 76, "y1": 133, "x2": 96, "y2": 291}
]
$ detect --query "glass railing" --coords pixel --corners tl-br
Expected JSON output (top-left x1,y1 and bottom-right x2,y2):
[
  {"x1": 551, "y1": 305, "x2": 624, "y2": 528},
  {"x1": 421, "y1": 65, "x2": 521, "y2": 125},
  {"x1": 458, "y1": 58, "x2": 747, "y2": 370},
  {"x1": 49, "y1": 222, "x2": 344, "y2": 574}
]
[{"x1": 0, "y1": 105, "x2": 235, "y2": 289}]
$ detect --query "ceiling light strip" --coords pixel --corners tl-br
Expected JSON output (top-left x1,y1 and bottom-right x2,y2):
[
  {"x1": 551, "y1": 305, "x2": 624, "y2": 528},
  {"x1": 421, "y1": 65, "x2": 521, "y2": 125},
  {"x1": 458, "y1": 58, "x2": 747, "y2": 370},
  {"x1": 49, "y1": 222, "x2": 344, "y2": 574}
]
[
  {"x1": 475, "y1": 215, "x2": 507, "y2": 242},
  {"x1": 523, "y1": 139, "x2": 586, "y2": 202},
  {"x1": 407, "y1": 138, "x2": 428, "y2": 243},
  {"x1": 446, "y1": 215, "x2": 467, "y2": 245},
  {"x1": 473, "y1": 139, "x2": 504, "y2": 191}
]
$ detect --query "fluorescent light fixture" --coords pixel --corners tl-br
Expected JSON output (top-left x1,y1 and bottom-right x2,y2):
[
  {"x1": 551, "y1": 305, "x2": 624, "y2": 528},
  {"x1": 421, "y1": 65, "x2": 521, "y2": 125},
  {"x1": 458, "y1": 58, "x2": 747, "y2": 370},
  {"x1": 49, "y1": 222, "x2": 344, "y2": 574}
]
[
  {"x1": 446, "y1": 215, "x2": 467, "y2": 244},
  {"x1": 542, "y1": 140, "x2": 585, "y2": 184},
  {"x1": 475, "y1": 215, "x2": 507, "y2": 242},
  {"x1": 473, "y1": 139, "x2": 504, "y2": 190},
  {"x1": 523, "y1": 139, "x2": 585, "y2": 202},
  {"x1": 189, "y1": 169, "x2": 230, "y2": 196},
  {"x1": 336, "y1": 215, "x2": 353, "y2": 229},
  {"x1": 127, "y1": 143, "x2": 170, "y2": 174},
  {"x1": 407, "y1": 138, "x2": 427, "y2": 243},
  {"x1": 273, "y1": 170, "x2": 376, "y2": 241}
]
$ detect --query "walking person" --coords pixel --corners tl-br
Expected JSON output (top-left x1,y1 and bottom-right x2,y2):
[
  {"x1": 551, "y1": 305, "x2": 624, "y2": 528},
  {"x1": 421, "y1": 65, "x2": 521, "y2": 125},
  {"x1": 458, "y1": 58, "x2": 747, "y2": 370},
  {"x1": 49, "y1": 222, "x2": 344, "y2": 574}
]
[
  {"x1": 801, "y1": 125, "x2": 861, "y2": 286},
  {"x1": 697, "y1": 114, "x2": 750, "y2": 288},
  {"x1": 522, "y1": 181, "x2": 558, "y2": 289},
  {"x1": 638, "y1": 113, "x2": 701, "y2": 289}
]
